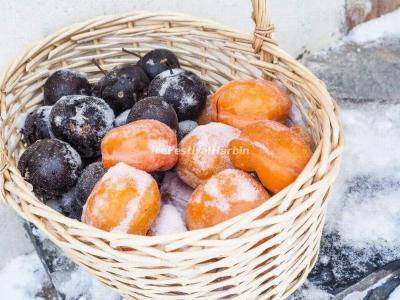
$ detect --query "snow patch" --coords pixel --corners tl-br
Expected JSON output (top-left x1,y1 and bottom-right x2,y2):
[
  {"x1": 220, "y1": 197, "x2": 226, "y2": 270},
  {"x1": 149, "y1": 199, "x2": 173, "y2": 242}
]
[
  {"x1": 347, "y1": 8, "x2": 400, "y2": 44},
  {"x1": 0, "y1": 252, "x2": 47, "y2": 300},
  {"x1": 58, "y1": 267, "x2": 120, "y2": 300},
  {"x1": 151, "y1": 204, "x2": 187, "y2": 235},
  {"x1": 389, "y1": 286, "x2": 400, "y2": 300},
  {"x1": 289, "y1": 281, "x2": 331, "y2": 300}
]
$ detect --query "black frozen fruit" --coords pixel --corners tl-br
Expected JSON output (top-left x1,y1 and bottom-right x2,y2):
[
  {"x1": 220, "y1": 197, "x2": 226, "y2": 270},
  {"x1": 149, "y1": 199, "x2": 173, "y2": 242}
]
[
  {"x1": 96, "y1": 64, "x2": 150, "y2": 114},
  {"x1": 18, "y1": 139, "x2": 82, "y2": 201},
  {"x1": 59, "y1": 187, "x2": 83, "y2": 220},
  {"x1": 137, "y1": 48, "x2": 180, "y2": 81},
  {"x1": 43, "y1": 69, "x2": 91, "y2": 105},
  {"x1": 148, "y1": 68, "x2": 207, "y2": 121},
  {"x1": 126, "y1": 96, "x2": 178, "y2": 132},
  {"x1": 75, "y1": 162, "x2": 106, "y2": 206},
  {"x1": 22, "y1": 106, "x2": 53, "y2": 145},
  {"x1": 49, "y1": 95, "x2": 115, "y2": 158},
  {"x1": 178, "y1": 120, "x2": 198, "y2": 141}
]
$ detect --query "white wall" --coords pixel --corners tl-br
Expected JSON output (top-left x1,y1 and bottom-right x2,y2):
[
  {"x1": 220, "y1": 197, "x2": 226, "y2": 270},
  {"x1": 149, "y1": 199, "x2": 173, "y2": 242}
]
[
  {"x1": 0, "y1": 0, "x2": 346, "y2": 69},
  {"x1": 0, "y1": 0, "x2": 346, "y2": 268}
]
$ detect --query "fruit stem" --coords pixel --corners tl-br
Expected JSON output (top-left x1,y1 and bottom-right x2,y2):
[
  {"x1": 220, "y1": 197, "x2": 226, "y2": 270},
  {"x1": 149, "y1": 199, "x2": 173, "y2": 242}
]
[
  {"x1": 91, "y1": 59, "x2": 107, "y2": 75},
  {"x1": 122, "y1": 48, "x2": 142, "y2": 59}
]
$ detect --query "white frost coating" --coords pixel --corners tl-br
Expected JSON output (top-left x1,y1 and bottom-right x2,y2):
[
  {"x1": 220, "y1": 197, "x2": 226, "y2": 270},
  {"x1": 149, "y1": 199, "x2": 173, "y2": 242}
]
[
  {"x1": 154, "y1": 68, "x2": 202, "y2": 112},
  {"x1": 54, "y1": 115, "x2": 63, "y2": 126},
  {"x1": 158, "y1": 74, "x2": 181, "y2": 96},
  {"x1": 100, "y1": 163, "x2": 152, "y2": 234},
  {"x1": 148, "y1": 139, "x2": 174, "y2": 155},
  {"x1": 156, "y1": 68, "x2": 183, "y2": 80},
  {"x1": 347, "y1": 8, "x2": 400, "y2": 44},
  {"x1": 238, "y1": 137, "x2": 274, "y2": 156},
  {"x1": 179, "y1": 120, "x2": 197, "y2": 133},
  {"x1": 111, "y1": 197, "x2": 140, "y2": 233},
  {"x1": 90, "y1": 197, "x2": 106, "y2": 219},
  {"x1": 181, "y1": 122, "x2": 240, "y2": 171},
  {"x1": 53, "y1": 68, "x2": 86, "y2": 79},
  {"x1": 151, "y1": 204, "x2": 187, "y2": 235},
  {"x1": 63, "y1": 140, "x2": 82, "y2": 168},
  {"x1": 58, "y1": 95, "x2": 115, "y2": 136},
  {"x1": 161, "y1": 100, "x2": 170, "y2": 109},
  {"x1": 70, "y1": 103, "x2": 89, "y2": 133},
  {"x1": 38, "y1": 106, "x2": 53, "y2": 137},
  {"x1": 115, "y1": 109, "x2": 130, "y2": 127},
  {"x1": 181, "y1": 92, "x2": 196, "y2": 108},
  {"x1": 203, "y1": 169, "x2": 261, "y2": 214},
  {"x1": 146, "y1": 58, "x2": 155, "y2": 66}
]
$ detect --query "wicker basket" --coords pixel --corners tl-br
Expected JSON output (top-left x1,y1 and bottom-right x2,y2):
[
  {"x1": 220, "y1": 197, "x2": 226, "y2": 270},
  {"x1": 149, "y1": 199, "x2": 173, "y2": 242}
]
[{"x1": 0, "y1": 0, "x2": 343, "y2": 299}]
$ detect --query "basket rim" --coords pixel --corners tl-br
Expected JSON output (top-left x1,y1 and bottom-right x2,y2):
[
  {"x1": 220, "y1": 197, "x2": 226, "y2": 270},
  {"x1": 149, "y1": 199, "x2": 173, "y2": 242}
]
[{"x1": 0, "y1": 10, "x2": 344, "y2": 244}]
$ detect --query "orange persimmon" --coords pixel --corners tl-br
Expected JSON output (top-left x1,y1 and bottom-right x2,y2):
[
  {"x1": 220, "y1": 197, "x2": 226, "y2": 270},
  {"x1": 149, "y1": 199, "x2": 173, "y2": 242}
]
[
  {"x1": 228, "y1": 120, "x2": 312, "y2": 193},
  {"x1": 82, "y1": 162, "x2": 160, "y2": 235},
  {"x1": 211, "y1": 79, "x2": 291, "y2": 129},
  {"x1": 101, "y1": 119, "x2": 178, "y2": 172},
  {"x1": 186, "y1": 169, "x2": 270, "y2": 230}
]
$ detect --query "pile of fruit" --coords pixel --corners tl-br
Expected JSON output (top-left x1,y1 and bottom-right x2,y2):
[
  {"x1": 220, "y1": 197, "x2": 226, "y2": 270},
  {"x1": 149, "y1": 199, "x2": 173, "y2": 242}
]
[{"x1": 18, "y1": 48, "x2": 313, "y2": 235}]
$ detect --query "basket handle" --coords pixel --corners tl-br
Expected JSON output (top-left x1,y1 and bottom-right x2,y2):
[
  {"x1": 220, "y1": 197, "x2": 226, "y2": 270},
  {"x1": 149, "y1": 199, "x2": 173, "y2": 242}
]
[{"x1": 251, "y1": 0, "x2": 275, "y2": 62}]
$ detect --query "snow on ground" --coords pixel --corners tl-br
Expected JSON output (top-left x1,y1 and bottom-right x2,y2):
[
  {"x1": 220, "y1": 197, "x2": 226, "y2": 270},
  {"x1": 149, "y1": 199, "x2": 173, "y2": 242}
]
[
  {"x1": 389, "y1": 286, "x2": 400, "y2": 300},
  {"x1": 347, "y1": 8, "x2": 400, "y2": 44},
  {"x1": 290, "y1": 101, "x2": 400, "y2": 299},
  {"x1": 327, "y1": 102, "x2": 400, "y2": 252},
  {"x1": 57, "y1": 267, "x2": 120, "y2": 300},
  {"x1": 0, "y1": 252, "x2": 47, "y2": 300},
  {"x1": 0, "y1": 250, "x2": 120, "y2": 300},
  {"x1": 289, "y1": 281, "x2": 332, "y2": 300}
]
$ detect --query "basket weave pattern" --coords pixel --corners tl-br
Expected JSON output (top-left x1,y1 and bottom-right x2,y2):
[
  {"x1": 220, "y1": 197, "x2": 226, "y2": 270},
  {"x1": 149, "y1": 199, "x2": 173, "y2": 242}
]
[{"x1": 0, "y1": 1, "x2": 343, "y2": 299}]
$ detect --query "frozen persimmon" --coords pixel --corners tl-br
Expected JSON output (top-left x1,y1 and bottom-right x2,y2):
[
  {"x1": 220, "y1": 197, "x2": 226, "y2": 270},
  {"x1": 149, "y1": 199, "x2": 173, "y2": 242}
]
[
  {"x1": 228, "y1": 120, "x2": 312, "y2": 193},
  {"x1": 176, "y1": 122, "x2": 240, "y2": 188},
  {"x1": 101, "y1": 119, "x2": 178, "y2": 172},
  {"x1": 82, "y1": 162, "x2": 160, "y2": 235},
  {"x1": 186, "y1": 169, "x2": 270, "y2": 230},
  {"x1": 211, "y1": 79, "x2": 291, "y2": 129}
]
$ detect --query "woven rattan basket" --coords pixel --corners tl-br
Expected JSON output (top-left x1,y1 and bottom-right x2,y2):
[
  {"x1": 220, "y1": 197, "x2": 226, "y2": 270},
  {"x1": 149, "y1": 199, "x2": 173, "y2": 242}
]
[{"x1": 0, "y1": 0, "x2": 343, "y2": 299}]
